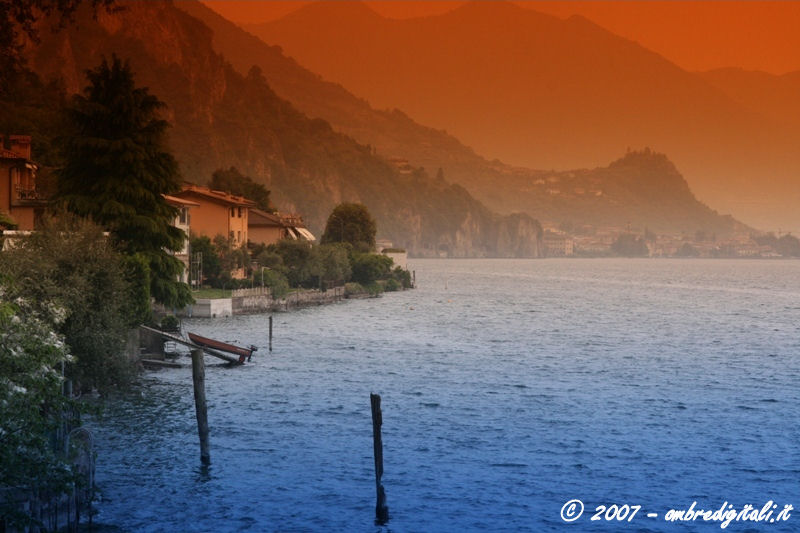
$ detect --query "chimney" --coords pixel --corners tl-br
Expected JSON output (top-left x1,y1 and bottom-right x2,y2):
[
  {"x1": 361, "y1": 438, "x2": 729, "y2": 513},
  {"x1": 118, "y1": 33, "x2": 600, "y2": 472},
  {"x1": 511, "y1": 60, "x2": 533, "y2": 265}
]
[{"x1": 9, "y1": 135, "x2": 32, "y2": 160}]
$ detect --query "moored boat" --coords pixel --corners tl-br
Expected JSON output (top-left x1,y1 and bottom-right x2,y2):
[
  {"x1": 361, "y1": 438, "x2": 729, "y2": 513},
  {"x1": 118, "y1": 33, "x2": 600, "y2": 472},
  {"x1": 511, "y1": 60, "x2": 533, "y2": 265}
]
[{"x1": 187, "y1": 332, "x2": 257, "y2": 363}]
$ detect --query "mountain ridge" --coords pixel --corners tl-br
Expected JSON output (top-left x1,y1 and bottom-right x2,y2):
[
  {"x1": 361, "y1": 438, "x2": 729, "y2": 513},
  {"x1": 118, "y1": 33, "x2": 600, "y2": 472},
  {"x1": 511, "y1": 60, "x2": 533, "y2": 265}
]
[
  {"x1": 179, "y1": 0, "x2": 745, "y2": 237},
  {"x1": 246, "y1": 0, "x2": 800, "y2": 232},
  {"x1": 21, "y1": 0, "x2": 543, "y2": 257}
]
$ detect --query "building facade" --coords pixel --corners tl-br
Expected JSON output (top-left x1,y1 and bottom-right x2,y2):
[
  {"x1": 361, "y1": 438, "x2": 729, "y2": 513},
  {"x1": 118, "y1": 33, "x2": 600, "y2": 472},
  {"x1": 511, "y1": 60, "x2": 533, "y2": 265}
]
[{"x1": 0, "y1": 135, "x2": 47, "y2": 230}]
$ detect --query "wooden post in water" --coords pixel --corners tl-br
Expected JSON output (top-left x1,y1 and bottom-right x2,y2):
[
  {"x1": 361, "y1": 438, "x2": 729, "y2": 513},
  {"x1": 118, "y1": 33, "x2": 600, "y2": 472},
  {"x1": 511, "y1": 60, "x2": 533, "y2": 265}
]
[
  {"x1": 191, "y1": 348, "x2": 210, "y2": 465},
  {"x1": 370, "y1": 393, "x2": 389, "y2": 524},
  {"x1": 268, "y1": 315, "x2": 273, "y2": 353}
]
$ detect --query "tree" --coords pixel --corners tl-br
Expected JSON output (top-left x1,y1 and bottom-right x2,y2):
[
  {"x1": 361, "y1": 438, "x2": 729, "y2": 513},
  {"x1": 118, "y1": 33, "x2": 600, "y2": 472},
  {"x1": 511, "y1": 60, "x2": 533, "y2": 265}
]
[
  {"x1": 57, "y1": 55, "x2": 191, "y2": 307},
  {"x1": 351, "y1": 253, "x2": 393, "y2": 284},
  {"x1": 318, "y1": 243, "x2": 352, "y2": 286},
  {"x1": 210, "y1": 166, "x2": 274, "y2": 212},
  {"x1": 321, "y1": 203, "x2": 377, "y2": 252},
  {"x1": 0, "y1": 216, "x2": 133, "y2": 391},
  {"x1": 272, "y1": 239, "x2": 319, "y2": 287},
  {"x1": 610, "y1": 233, "x2": 649, "y2": 257},
  {"x1": 0, "y1": 280, "x2": 77, "y2": 528}
]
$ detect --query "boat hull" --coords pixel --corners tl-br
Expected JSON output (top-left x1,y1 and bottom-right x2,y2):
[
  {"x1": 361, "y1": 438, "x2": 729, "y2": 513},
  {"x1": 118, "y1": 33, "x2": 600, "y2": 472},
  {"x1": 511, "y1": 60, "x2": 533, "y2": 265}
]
[{"x1": 187, "y1": 332, "x2": 256, "y2": 362}]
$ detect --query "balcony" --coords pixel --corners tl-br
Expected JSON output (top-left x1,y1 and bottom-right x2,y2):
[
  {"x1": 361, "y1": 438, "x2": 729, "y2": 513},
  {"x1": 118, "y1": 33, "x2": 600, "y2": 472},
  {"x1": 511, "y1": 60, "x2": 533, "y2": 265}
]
[{"x1": 12, "y1": 185, "x2": 47, "y2": 206}]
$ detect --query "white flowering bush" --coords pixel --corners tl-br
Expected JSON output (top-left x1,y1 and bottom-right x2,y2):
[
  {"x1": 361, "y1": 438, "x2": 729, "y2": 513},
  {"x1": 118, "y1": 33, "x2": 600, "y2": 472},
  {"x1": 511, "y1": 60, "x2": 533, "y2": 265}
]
[
  {"x1": 0, "y1": 286, "x2": 77, "y2": 526},
  {"x1": 0, "y1": 216, "x2": 133, "y2": 392}
]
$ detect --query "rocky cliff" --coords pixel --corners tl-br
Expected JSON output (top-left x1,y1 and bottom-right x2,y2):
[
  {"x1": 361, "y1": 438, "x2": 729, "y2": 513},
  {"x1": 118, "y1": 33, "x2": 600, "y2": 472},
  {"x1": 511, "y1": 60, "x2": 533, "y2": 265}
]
[{"x1": 22, "y1": 1, "x2": 541, "y2": 257}]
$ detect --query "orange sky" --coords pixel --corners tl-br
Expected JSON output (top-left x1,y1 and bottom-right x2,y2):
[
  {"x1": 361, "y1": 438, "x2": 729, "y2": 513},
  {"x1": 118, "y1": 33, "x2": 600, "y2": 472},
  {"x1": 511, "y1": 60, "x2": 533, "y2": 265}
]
[{"x1": 201, "y1": 1, "x2": 800, "y2": 74}]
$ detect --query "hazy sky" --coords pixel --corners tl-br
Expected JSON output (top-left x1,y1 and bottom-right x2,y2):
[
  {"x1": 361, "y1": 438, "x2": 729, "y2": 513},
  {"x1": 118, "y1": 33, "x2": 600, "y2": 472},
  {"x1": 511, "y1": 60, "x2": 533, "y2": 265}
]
[{"x1": 201, "y1": 0, "x2": 800, "y2": 74}]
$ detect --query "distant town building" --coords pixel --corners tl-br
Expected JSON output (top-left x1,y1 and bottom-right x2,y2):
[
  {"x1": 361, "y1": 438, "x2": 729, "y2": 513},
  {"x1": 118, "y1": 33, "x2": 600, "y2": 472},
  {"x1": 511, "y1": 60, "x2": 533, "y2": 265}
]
[{"x1": 542, "y1": 231, "x2": 574, "y2": 257}]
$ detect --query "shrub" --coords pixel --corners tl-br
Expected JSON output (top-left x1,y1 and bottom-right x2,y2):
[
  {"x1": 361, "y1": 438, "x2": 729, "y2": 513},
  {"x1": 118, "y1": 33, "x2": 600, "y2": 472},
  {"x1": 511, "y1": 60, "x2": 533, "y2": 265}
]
[
  {"x1": 0, "y1": 217, "x2": 134, "y2": 392},
  {"x1": 344, "y1": 282, "x2": 365, "y2": 297},
  {"x1": 351, "y1": 253, "x2": 393, "y2": 284},
  {"x1": 391, "y1": 266, "x2": 413, "y2": 289},
  {"x1": 261, "y1": 269, "x2": 290, "y2": 299},
  {"x1": 384, "y1": 278, "x2": 400, "y2": 292},
  {"x1": 160, "y1": 315, "x2": 180, "y2": 332}
]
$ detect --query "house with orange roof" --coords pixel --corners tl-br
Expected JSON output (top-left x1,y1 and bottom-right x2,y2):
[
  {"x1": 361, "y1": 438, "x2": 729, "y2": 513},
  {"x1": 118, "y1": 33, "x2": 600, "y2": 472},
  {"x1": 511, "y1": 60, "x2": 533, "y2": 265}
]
[
  {"x1": 248, "y1": 208, "x2": 316, "y2": 247},
  {"x1": 173, "y1": 184, "x2": 255, "y2": 247},
  {"x1": 0, "y1": 135, "x2": 47, "y2": 230}
]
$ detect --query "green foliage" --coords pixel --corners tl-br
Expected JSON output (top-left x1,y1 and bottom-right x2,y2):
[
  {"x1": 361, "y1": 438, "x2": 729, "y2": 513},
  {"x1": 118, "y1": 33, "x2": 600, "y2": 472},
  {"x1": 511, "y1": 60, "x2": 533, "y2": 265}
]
[
  {"x1": 56, "y1": 55, "x2": 191, "y2": 308},
  {"x1": 675, "y1": 243, "x2": 700, "y2": 257},
  {"x1": 318, "y1": 243, "x2": 352, "y2": 285},
  {"x1": 344, "y1": 282, "x2": 365, "y2": 297},
  {"x1": 190, "y1": 235, "x2": 221, "y2": 284},
  {"x1": 365, "y1": 281, "x2": 384, "y2": 296},
  {"x1": 610, "y1": 233, "x2": 649, "y2": 257},
  {"x1": 321, "y1": 203, "x2": 377, "y2": 251},
  {"x1": 0, "y1": 210, "x2": 18, "y2": 229},
  {"x1": 384, "y1": 278, "x2": 400, "y2": 292},
  {"x1": 258, "y1": 269, "x2": 289, "y2": 299},
  {"x1": 159, "y1": 314, "x2": 179, "y2": 332},
  {"x1": 351, "y1": 253, "x2": 393, "y2": 285},
  {"x1": 391, "y1": 266, "x2": 413, "y2": 289},
  {"x1": 0, "y1": 281, "x2": 78, "y2": 528},
  {"x1": 122, "y1": 254, "x2": 151, "y2": 325},
  {"x1": 210, "y1": 166, "x2": 274, "y2": 212},
  {"x1": 213, "y1": 234, "x2": 250, "y2": 275},
  {"x1": 271, "y1": 239, "x2": 319, "y2": 287},
  {"x1": 0, "y1": 217, "x2": 134, "y2": 392},
  {"x1": 753, "y1": 233, "x2": 800, "y2": 257},
  {"x1": 255, "y1": 249, "x2": 284, "y2": 272}
]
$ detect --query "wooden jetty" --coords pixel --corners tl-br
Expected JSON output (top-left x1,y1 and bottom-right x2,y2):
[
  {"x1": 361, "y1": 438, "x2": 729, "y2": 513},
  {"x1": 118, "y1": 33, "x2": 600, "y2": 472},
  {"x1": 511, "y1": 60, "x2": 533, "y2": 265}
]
[{"x1": 139, "y1": 325, "x2": 246, "y2": 364}]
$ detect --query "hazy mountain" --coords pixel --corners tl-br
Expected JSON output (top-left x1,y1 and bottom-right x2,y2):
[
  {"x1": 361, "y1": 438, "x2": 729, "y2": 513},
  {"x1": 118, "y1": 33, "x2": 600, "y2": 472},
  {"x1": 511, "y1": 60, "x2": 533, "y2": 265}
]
[
  {"x1": 699, "y1": 68, "x2": 800, "y2": 128},
  {"x1": 247, "y1": 0, "x2": 800, "y2": 232},
  {"x1": 178, "y1": 0, "x2": 743, "y2": 237},
  {"x1": 21, "y1": 1, "x2": 542, "y2": 257}
]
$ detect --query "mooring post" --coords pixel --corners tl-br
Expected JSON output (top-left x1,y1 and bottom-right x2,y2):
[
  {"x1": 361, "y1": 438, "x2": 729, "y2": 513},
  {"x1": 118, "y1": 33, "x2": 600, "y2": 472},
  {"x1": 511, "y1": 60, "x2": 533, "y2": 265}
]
[
  {"x1": 370, "y1": 393, "x2": 389, "y2": 524},
  {"x1": 191, "y1": 348, "x2": 210, "y2": 465},
  {"x1": 268, "y1": 315, "x2": 273, "y2": 353}
]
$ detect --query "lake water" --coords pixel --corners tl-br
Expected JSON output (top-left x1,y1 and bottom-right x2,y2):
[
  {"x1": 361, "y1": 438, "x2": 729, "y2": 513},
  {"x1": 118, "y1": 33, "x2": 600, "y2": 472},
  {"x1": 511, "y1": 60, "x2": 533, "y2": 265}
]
[{"x1": 89, "y1": 259, "x2": 800, "y2": 532}]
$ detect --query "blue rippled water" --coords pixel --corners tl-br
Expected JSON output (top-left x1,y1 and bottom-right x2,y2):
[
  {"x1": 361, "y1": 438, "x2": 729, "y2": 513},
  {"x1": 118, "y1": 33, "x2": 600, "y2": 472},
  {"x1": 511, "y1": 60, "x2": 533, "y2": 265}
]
[{"x1": 89, "y1": 259, "x2": 800, "y2": 532}]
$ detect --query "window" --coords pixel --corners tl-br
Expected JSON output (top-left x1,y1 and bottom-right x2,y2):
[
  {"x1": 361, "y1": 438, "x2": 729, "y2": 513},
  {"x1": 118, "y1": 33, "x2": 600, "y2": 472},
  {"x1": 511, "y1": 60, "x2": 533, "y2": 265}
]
[
  {"x1": 230, "y1": 207, "x2": 235, "y2": 218},
  {"x1": 179, "y1": 208, "x2": 188, "y2": 224},
  {"x1": 238, "y1": 207, "x2": 243, "y2": 218}
]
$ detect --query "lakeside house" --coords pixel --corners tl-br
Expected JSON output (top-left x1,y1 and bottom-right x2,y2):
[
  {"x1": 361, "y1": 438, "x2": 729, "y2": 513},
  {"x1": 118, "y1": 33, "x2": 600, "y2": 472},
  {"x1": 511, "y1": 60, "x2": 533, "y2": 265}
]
[
  {"x1": 248, "y1": 208, "x2": 315, "y2": 246},
  {"x1": 164, "y1": 195, "x2": 200, "y2": 283},
  {"x1": 0, "y1": 135, "x2": 47, "y2": 231},
  {"x1": 173, "y1": 184, "x2": 255, "y2": 247}
]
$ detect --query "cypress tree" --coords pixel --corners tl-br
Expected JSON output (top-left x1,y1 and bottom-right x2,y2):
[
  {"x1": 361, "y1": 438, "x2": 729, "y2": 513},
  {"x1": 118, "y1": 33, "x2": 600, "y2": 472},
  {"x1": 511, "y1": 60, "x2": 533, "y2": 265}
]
[{"x1": 58, "y1": 55, "x2": 191, "y2": 308}]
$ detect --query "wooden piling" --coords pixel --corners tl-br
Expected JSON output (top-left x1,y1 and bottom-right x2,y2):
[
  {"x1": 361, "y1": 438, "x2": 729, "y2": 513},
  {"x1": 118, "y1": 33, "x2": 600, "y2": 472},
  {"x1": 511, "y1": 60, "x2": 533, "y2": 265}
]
[
  {"x1": 370, "y1": 393, "x2": 389, "y2": 524},
  {"x1": 269, "y1": 315, "x2": 273, "y2": 352},
  {"x1": 191, "y1": 348, "x2": 210, "y2": 465}
]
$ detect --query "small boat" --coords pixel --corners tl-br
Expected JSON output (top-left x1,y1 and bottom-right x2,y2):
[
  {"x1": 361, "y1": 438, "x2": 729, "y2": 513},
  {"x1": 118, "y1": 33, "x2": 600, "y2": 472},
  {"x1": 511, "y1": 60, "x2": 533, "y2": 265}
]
[{"x1": 187, "y1": 332, "x2": 257, "y2": 363}]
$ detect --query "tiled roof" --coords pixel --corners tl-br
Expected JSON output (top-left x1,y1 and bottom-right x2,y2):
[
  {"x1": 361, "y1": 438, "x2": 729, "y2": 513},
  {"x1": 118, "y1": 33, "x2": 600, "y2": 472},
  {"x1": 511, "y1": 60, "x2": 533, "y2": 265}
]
[
  {"x1": 249, "y1": 208, "x2": 283, "y2": 227},
  {"x1": 176, "y1": 184, "x2": 256, "y2": 207},
  {"x1": 164, "y1": 194, "x2": 200, "y2": 207}
]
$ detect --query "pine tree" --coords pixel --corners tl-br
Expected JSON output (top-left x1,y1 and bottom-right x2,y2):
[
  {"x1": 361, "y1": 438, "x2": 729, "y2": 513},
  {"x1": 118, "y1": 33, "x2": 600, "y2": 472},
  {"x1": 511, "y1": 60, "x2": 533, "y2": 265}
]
[{"x1": 58, "y1": 55, "x2": 191, "y2": 308}]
